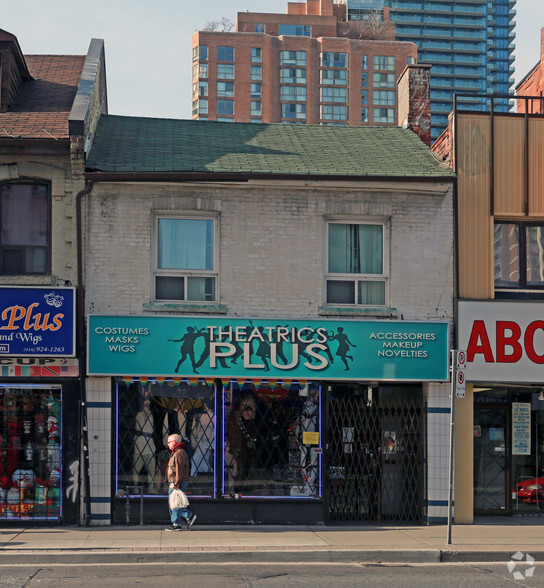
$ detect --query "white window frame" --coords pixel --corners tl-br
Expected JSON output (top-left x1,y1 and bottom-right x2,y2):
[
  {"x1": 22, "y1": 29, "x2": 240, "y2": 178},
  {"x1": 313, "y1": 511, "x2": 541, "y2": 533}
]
[
  {"x1": 153, "y1": 214, "x2": 219, "y2": 304},
  {"x1": 324, "y1": 218, "x2": 389, "y2": 307}
]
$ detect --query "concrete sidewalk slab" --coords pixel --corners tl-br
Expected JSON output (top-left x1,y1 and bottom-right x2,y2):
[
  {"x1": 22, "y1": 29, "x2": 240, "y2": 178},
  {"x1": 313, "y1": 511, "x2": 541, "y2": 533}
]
[{"x1": 0, "y1": 524, "x2": 543, "y2": 565}]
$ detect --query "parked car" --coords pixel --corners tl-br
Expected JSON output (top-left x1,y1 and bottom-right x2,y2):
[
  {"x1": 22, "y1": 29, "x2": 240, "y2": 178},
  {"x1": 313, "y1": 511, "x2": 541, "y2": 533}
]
[{"x1": 516, "y1": 476, "x2": 544, "y2": 503}]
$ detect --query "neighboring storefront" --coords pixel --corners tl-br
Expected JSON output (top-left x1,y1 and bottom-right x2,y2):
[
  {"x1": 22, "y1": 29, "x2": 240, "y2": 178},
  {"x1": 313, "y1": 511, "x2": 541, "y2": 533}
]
[
  {"x1": 458, "y1": 300, "x2": 544, "y2": 519},
  {"x1": 0, "y1": 286, "x2": 80, "y2": 524},
  {"x1": 88, "y1": 315, "x2": 449, "y2": 524}
]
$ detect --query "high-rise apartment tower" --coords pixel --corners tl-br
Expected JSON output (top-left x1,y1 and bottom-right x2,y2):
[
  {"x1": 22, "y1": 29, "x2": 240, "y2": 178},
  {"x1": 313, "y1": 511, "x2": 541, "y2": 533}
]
[
  {"x1": 345, "y1": 0, "x2": 516, "y2": 142},
  {"x1": 191, "y1": 0, "x2": 418, "y2": 127}
]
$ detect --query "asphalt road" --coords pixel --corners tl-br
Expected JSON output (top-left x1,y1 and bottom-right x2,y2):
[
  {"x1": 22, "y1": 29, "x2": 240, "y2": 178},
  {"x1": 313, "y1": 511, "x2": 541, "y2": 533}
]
[{"x1": 0, "y1": 562, "x2": 542, "y2": 587}]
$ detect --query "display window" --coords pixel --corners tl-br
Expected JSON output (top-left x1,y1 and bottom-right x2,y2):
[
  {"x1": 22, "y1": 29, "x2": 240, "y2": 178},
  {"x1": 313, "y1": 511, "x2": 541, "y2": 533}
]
[
  {"x1": 0, "y1": 385, "x2": 62, "y2": 521},
  {"x1": 223, "y1": 382, "x2": 322, "y2": 499},
  {"x1": 116, "y1": 379, "x2": 216, "y2": 497},
  {"x1": 116, "y1": 378, "x2": 322, "y2": 501},
  {"x1": 474, "y1": 386, "x2": 544, "y2": 515}
]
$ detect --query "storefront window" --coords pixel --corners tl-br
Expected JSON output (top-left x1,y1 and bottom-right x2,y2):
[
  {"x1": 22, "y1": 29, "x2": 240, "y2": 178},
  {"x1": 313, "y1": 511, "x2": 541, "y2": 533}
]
[
  {"x1": 116, "y1": 379, "x2": 215, "y2": 497},
  {"x1": 116, "y1": 379, "x2": 322, "y2": 500},
  {"x1": 474, "y1": 387, "x2": 544, "y2": 515},
  {"x1": 0, "y1": 385, "x2": 62, "y2": 521},
  {"x1": 224, "y1": 382, "x2": 321, "y2": 498}
]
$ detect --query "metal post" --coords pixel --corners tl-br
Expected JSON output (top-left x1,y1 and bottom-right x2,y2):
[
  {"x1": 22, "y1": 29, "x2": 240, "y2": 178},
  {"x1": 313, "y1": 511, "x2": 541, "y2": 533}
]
[
  {"x1": 125, "y1": 485, "x2": 144, "y2": 526},
  {"x1": 447, "y1": 350, "x2": 456, "y2": 544}
]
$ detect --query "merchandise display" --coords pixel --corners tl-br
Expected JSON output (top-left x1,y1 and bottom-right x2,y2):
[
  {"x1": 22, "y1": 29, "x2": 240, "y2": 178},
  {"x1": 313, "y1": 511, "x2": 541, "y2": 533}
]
[{"x1": 0, "y1": 386, "x2": 62, "y2": 520}]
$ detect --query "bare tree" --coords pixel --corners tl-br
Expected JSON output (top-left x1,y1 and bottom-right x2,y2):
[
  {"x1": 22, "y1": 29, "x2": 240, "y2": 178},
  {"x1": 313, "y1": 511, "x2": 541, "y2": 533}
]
[
  {"x1": 203, "y1": 17, "x2": 234, "y2": 32},
  {"x1": 219, "y1": 17, "x2": 234, "y2": 32},
  {"x1": 204, "y1": 21, "x2": 220, "y2": 31},
  {"x1": 338, "y1": 9, "x2": 395, "y2": 41}
]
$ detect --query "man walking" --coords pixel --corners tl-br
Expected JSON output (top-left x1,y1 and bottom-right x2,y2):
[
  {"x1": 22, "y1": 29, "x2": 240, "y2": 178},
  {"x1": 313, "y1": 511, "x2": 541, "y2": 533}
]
[{"x1": 165, "y1": 434, "x2": 197, "y2": 530}]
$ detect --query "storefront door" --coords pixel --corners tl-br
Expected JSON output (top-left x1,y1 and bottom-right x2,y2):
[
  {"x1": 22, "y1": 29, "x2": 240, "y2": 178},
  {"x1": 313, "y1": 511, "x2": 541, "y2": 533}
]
[
  {"x1": 474, "y1": 406, "x2": 510, "y2": 514},
  {"x1": 326, "y1": 384, "x2": 424, "y2": 523}
]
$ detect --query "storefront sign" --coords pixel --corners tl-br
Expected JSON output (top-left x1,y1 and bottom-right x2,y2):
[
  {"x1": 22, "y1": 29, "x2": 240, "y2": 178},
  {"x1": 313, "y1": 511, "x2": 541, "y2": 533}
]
[
  {"x1": 458, "y1": 301, "x2": 544, "y2": 383},
  {"x1": 512, "y1": 402, "x2": 531, "y2": 456},
  {"x1": 0, "y1": 287, "x2": 76, "y2": 357},
  {"x1": 0, "y1": 357, "x2": 79, "y2": 377},
  {"x1": 88, "y1": 315, "x2": 449, "y2": 381}
]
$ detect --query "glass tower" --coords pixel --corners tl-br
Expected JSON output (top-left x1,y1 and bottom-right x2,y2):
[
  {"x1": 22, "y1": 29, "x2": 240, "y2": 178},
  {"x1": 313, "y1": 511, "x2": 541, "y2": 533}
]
[{"x1": 346, "y1": 0, "x2": 516, "y2": 142}]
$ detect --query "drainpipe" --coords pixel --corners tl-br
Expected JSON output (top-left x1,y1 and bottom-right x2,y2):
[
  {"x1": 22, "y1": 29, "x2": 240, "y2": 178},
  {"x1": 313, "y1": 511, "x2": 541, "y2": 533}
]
[{"x1": 76, "y1": 181, "x2": 93, "y2": 526}]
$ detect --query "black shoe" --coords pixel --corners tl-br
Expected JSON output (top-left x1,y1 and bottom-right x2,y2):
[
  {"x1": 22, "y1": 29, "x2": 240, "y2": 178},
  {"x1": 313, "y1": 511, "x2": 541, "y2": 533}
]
[
  {"x1": 165, "y1": 524, "x2": 182, "y2": 531},
  {"x1": 187, "y1": 514, "x2": 197, "y2": 528}
]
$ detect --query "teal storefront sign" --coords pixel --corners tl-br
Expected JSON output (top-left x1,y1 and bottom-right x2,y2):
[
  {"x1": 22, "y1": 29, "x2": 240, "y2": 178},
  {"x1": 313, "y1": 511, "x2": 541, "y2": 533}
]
[{"x1": 88, "y1": 316, "x2": 449, "y2": 381}]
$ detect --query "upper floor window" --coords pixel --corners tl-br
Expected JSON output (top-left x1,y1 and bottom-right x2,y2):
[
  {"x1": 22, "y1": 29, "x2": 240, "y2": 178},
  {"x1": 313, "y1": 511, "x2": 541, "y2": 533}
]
[
  {"x1": 251, "y1": 48, "x2": 262, "y2": 63},
  {"x1": 373, "y1": 55, "x2": 395, "y2": 71},
  {"x1": 0, "y1": 182, "x2": 50, "y2": 275},
  {"x1": 320, "y1": 69, "x2": 347, "y2": 85},
  {"x1": 217, "y1": 99, "x2": 234, "y2": 116},
  {"x1": 251, "y1": 65, "x2": 262, "y2": 81},
  {"x1": 278, "y1": 24, "x2": 311, "y2": 37},
  {"x1": 321, "y1": 104, "x2": 347, "y2": 120},
  {"x1": 251, "y1": 100, "x2": 262, "y2": 116},
  {"x1": 373, "y1": 73, "x2": 395, "y2": 88},
  {"x1": 361, "y1": 55, "x2": 368, "y2": 71},
  {"x1": 217, "y1": 82, "x2": 234, "y2": 97},
  {"x1": 373, "y1": 108, "x2": 394, "y2": 123},
  {"x1": 251, "y1": 83, "x2": 262, "y2": 98},
  {"x1": 320, "y1": 87, "x2": 347, "y2": 103},
  {"x1": 255, "y1": 23, "x2": 265, "y2": 33},
  {"x1": 320, "y1": 52, "x2": 348, "y2": 68},
  {"x1": 494, "y1": 222, "x2": 544, "y2": 294},
  {"x1": 373, "y1": 90, "x2": 395, "y2": 106},
  {"x1": 193, "y1": 45, "x2": 208, "y2": 62},
  {"x1": 281, "y1": 103, "x2": 306, "y2": 120},
  {"x1": 217, "y1": 46, "x2": 234, "y2": 62},
  {"x1": 217, "y1": 64, "x2": 234, "y2": 80},
  {"x1": 280, "y1": 51, "x2": 306, "y2": 66},
  {"x1": 281, "y1": 68, "x2": 306, "y2": 84},
  {"x1": 280, "y1": 85, "x2": 306, "y2": 101},
  {"x1": 326, "y1": 221, "x2": 387, "y2": 306},
  {"x1": 154, "y1": 217, "x2": 216, "y2": 303}
]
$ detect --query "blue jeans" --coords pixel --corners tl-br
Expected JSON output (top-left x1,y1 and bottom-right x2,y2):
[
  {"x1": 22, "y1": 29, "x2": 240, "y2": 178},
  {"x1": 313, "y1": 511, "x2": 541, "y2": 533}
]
[{"x1": 168, "y1": 482, "x2": 192, "y2": 526}]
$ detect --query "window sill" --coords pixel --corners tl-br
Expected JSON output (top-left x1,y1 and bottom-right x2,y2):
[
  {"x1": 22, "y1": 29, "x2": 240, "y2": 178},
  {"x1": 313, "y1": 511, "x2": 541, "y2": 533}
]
[
  {"x1": 143, "y1": 302, "x2": 227, "y2": 314},
  {"x1": 318, "y1": 306, "x2": 398, "y2": 318}
]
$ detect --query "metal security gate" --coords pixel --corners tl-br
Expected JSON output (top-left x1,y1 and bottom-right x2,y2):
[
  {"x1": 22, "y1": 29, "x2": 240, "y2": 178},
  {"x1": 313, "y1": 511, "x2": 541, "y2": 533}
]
[{"x1": 326, "y1": 384, "x2": 425, "y2": 523}]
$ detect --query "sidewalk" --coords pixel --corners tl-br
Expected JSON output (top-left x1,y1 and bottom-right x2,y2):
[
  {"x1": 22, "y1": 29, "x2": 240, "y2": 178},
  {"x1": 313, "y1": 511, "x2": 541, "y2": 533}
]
[{"x1": 1, "y1": 523, "x2": 544, "y2": 564}]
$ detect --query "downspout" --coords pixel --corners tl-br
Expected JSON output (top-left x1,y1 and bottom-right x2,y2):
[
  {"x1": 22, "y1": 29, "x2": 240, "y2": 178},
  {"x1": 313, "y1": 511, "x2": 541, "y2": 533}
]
[{"x1": 76, "y1": 181, "x2": 93, "y2": 526}]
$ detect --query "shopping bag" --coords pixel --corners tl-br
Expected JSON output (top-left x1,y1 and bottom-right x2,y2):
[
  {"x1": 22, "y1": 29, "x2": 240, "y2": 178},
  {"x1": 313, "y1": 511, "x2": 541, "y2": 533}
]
[{"x1": 168, "y1": 488, "x2": 189, "y2": 509}]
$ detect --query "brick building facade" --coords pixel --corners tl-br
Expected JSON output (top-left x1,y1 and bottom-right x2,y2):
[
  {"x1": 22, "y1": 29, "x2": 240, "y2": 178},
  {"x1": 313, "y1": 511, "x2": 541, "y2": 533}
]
[
  {"x1": 0, "y1": 30, "x2": 107, "y2": 525},
  {"x1": 191, "y1": 0, "x2": 417, "y2": 128}
]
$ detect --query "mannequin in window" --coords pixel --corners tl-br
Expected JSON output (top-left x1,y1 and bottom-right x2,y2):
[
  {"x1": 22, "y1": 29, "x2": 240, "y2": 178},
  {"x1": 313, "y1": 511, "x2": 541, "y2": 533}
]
[
  {"x1": 132, "y1": 395, "x2": 159, "y2": 492},
  {"x1": 227, "y1": 394, "x2": 258, "y2": 492}
]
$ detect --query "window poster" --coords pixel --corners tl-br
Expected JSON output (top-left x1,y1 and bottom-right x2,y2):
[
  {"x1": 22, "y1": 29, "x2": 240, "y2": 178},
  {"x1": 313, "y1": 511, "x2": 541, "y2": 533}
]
[{"x1": 512, "y1": 402, "x2": 531, "y2": 456}]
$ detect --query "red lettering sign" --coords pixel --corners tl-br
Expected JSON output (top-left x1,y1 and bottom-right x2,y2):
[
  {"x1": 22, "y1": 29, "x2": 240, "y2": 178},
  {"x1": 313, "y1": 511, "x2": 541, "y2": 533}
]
[
  {"x1": 467, "y1": 320, "x2": 494, "y2": 363},
  {"x1": 496, "y1": 321, "x2": 523, "y2": 363}
]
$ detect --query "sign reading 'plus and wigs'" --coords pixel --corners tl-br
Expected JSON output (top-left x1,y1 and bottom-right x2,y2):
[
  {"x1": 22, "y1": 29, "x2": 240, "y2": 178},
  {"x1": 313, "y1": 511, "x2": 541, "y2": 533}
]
[{"x1": 0, "y1": 287, "x2": 76, "y2": 357}]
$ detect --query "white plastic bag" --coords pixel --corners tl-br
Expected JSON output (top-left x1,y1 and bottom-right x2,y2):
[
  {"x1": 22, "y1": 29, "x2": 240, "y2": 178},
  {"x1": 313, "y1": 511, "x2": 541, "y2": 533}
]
[{"x1": 168, "y1": 488, "x2": 189, "y2": 509}]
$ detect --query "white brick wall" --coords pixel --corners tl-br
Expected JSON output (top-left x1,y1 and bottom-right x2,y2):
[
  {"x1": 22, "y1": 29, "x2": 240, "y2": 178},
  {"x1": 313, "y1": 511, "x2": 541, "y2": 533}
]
[
  {"x1": 84, "y1": 178, "x2": 454, "y2": 524},
  {"x1": 84, "y1": 181, "x2": 454, "y2": 320}
]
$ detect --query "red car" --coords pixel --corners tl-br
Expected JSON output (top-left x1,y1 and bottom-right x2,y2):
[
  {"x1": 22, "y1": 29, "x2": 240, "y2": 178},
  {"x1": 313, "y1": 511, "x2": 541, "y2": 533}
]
[{"x1": 516, "y1": 476, "x2": 544, "y2": 503}]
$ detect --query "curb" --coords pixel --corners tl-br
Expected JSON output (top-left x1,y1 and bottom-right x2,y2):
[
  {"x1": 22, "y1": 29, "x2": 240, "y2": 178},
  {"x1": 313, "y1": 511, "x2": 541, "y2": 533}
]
[
  {"x1": 2, "y1": 548, "x2": 541, "y2": 565},
  {"x1": 0, "y1": 549, "x2": 441, "y2": 565}
]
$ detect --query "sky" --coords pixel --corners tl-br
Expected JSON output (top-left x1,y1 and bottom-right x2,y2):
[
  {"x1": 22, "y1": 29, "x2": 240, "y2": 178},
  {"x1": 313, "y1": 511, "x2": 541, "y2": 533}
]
[{"x1": 2, "y1": 0, "x2": 543, "y2": 120}]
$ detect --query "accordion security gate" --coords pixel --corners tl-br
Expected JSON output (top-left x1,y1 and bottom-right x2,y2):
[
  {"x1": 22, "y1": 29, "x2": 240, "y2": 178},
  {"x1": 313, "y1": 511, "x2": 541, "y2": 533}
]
[{"x1": 326, "y1": 384, "x2": 425, "y2": 523}]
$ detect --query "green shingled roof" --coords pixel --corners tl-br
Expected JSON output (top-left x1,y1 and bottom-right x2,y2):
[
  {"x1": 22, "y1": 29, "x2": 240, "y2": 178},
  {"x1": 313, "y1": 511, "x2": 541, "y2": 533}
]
[{"x1": 85, "y1": 115, "x2": 454, "y2": 178}]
